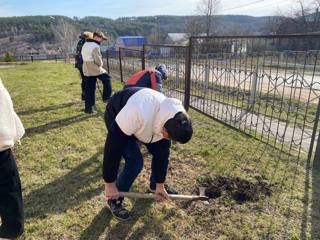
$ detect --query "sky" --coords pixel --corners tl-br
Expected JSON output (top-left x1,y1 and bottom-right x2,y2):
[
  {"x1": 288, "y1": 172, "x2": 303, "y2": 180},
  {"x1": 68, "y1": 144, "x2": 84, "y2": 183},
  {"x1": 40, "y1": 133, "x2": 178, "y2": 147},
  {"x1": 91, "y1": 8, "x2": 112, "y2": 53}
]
[{"x1": 0, "y1": 0, "x2": 317, "y2": 18}]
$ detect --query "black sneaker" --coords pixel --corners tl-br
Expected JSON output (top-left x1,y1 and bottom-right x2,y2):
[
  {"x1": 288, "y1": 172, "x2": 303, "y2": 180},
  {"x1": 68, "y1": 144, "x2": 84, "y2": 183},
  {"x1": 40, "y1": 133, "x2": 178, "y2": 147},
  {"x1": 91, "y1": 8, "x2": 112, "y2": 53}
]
[
  {"x1": 84, "y1": 105, "x2": 97, "y2": 114},
  {"x1": 106, "y1": 199, "x2": 130, "y2": 221},
  {"x1": 84, "y1": 109, "x2": 97, "y2": 114},
  {"x1": 148, "y1": 184, "x2": 178, "y2": 195}
]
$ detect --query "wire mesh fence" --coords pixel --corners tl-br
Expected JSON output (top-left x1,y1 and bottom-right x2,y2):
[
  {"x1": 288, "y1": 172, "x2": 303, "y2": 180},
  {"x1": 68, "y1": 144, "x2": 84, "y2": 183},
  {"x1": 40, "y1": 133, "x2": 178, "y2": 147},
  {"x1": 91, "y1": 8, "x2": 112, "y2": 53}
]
[
  {"x1": 144, "y1": 44, "x2": 187, "y2": 102},
  {"x1": 188, "y1": 35, "x2": 320, "y2": 157},
  {"x1": 4, "y1": 54, "x2": 73, "y2": 63},
  {"x1": 104, "y1": 49, "x2": 120, "y2": 76}
]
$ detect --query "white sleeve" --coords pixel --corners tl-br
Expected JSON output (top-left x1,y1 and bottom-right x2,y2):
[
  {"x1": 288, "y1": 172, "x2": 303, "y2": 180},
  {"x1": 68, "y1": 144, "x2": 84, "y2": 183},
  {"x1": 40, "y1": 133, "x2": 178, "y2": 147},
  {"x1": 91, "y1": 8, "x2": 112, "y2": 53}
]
[
  {"x1": 13, "y1": 111, "x2": 25, "y2": 141},
  {"x1": 115, "y1": 104, "x2": 142, "y2": 136}
]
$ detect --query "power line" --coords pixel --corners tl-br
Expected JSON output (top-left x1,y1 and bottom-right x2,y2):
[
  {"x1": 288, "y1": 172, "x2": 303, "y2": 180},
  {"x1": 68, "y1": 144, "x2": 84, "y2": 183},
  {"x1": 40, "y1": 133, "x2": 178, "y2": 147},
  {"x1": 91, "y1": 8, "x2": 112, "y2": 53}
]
[{"x1": 220, "y1": 0, "x2": 266, "y2": 12}]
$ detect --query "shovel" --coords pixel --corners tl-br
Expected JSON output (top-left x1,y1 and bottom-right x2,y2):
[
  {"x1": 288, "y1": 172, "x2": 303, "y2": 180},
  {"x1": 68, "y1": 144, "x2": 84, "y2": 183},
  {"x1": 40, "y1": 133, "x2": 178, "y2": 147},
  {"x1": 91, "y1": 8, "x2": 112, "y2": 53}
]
[{"x1": 118, "y1": 187, "x2": 208, "y2": 201}]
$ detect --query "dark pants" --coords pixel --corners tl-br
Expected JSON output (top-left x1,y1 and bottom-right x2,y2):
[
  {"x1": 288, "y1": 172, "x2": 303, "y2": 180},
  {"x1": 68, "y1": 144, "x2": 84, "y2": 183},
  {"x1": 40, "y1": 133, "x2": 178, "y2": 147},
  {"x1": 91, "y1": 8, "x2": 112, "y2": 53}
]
[
  {"x1": 77, "y1": 67, "x2": 86, "y2": 100},
  {"x1": 0, "y1": 149, "x2": 24, "y2": 239},
  {"x1": 116, "y1": 138, "x2": 171, "y2": 202},
  {"x1": 85, "y1": 73, "x2": 112, "y2": 111}
]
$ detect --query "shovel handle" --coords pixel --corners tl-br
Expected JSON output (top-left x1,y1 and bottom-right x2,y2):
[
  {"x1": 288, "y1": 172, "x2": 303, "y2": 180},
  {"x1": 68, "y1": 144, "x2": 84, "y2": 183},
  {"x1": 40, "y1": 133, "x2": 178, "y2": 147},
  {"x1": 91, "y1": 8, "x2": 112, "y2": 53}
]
[{"x1": 118, "y1": 192, "x2": 208, "y2": 201}]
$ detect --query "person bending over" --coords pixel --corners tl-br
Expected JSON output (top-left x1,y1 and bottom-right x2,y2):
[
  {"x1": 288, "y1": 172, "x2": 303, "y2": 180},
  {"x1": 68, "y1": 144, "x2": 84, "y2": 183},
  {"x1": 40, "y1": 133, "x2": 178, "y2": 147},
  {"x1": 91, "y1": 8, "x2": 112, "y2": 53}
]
[{"x1": 103, "y1": 87, "x2": 193, "y2": 220}]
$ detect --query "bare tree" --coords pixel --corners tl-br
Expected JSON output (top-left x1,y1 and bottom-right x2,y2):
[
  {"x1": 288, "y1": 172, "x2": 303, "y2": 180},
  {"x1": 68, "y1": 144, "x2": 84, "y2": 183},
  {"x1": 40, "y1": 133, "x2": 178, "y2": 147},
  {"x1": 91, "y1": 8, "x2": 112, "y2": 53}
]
[
  {"x1": 186, "y1": 16, "x2": 203, "y2": 36},
  {"x1": 51, "y1": 17, "x2": 78, "y2": 61},
  {"x1": 267, "y1": 0, "x2": 320, "y2": 34},
  {"x1": 197, "y1": 0, "x2": 220, "y2": 36}
]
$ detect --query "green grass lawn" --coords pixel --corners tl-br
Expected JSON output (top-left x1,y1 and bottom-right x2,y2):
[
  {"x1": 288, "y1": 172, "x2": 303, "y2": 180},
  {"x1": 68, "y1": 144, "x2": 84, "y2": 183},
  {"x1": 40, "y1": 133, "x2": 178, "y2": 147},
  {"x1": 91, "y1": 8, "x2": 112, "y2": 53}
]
[{"x1": 0, "y1": 62, "x2": 317, "y2": 240}]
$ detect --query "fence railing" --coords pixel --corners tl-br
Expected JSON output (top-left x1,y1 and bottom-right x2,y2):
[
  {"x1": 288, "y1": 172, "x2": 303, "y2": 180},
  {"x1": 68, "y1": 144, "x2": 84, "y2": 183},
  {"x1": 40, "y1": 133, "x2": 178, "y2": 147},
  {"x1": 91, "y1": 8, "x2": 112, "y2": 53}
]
[
  {"x1": 6, "y1": 54, "x2": 75, "y2": 63},
  {"x1": 107, "y1": 35, "x2": 320, "y2": 161}
]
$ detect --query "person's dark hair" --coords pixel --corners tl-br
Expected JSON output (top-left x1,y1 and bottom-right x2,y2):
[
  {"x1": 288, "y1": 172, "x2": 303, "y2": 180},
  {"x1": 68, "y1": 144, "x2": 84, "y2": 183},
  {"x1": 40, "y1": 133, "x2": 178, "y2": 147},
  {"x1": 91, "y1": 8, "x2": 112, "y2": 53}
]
[{"x1": 164, "y1": 112, "x2": 193, "y2": 144}]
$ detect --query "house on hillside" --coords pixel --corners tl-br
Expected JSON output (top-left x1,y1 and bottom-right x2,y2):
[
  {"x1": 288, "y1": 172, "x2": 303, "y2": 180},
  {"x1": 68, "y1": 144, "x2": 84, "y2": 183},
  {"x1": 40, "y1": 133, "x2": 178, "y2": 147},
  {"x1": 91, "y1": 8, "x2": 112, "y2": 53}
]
[
  {"x1": 152, "y1": 33, "x2": 189, "y2": 58},
  {"x1": 165, "y1": 33, "x2": 189, "y2": 45},
  {"x1": 194, "y1": 38, "x2": 247, "y2": 55}
]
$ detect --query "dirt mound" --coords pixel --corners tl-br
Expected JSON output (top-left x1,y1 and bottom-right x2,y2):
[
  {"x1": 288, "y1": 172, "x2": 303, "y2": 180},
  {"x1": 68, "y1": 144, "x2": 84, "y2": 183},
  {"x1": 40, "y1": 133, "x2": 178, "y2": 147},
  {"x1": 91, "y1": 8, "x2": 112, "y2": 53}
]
[{"x1": 198, "y1": 176, "x2": 273, "y2": 203}]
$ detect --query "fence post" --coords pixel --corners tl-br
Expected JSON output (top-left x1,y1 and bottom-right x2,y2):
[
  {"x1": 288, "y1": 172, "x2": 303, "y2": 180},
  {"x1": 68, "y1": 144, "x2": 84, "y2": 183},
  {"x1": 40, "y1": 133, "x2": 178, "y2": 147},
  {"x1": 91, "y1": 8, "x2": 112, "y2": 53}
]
[
  {"x1": 119, "y1": 48, "x2": 123, "y2": 82},
  {"x1": 311, "y1": 98, "x2": 320, "y2": 170},
  {"x1": 184, "y1": 38, "x2": 192, "y2": 111},
  {"x1": 142, "y1": 45, "x2": 145, "y2": 70},
  {"x1": 106, "y1": 50, "x2": 110, "y2": 74},
  {"x1": 204, "y1": 54, "x2": 210, "y2": 96},
  {"x1": 249, "y1": 65, "x2": 259, "y2": 109},
  {"x1": 314, "y1": 131, "x2": 320, "y2": 171},
  {"x1": 176, "y1": 60, "x2": 180, "y2": 87}
]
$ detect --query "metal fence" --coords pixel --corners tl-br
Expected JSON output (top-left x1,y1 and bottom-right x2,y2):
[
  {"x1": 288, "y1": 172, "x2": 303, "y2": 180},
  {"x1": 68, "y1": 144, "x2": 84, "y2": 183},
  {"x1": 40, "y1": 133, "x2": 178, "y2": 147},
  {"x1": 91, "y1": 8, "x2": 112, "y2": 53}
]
[
  {"x1": 144, "y1": 44, "x2": 187, "y2": 102},
  {"x1": 110, "y1": 35, "x2": 320, "y2": 158},
  {"x1": 185, "y1": 36, "x2": 320, "y2": 238},
  {"x1": 10, "y1": 54, "x2": 74, "y2": 62},
  {"x1": 188, "y1": 35, "x2": 320, "y2": 158},
  {"x1": 107, "y1": 34, "x2": 320, "y2": 238}
]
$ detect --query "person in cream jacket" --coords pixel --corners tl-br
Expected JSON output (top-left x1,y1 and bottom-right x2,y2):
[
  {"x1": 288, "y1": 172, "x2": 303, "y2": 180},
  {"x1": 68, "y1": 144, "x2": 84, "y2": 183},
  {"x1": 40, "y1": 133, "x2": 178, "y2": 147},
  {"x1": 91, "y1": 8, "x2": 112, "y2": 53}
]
[{"x1": 0, "y1": 78, "x2": 25, "y2": 239}]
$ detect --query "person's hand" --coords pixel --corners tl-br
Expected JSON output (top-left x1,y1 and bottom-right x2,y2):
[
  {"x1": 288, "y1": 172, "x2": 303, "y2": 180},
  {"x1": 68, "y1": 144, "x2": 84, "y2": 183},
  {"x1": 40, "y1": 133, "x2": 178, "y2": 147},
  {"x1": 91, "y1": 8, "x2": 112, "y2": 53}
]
[
  {"x1": 155, "y1": 183, "x2": 170, "y2": 202},
  {"x1": 105, "y1": 182, "x2": 119, "y2": 200}
]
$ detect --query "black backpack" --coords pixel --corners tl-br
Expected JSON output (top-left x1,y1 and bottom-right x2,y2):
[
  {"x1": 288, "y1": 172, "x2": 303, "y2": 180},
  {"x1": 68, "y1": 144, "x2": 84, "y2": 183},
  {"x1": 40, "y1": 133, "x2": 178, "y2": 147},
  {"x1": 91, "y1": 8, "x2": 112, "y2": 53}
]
[{"x1": 75, "y1": 38, "x2": 85, "y2": 69}]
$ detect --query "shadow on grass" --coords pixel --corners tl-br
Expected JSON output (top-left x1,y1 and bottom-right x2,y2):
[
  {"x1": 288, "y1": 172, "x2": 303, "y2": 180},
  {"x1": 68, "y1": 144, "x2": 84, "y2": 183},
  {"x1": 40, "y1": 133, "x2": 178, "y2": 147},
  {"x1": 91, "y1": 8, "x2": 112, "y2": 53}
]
[
  {"x1": 79, "y1": 208, "x2": 113, "y2": 240},
  {"x1": 301, "y1": 154, "x2": 320, "y2": 240},
  {"x1": 104, "y1": 199, "x2": 172, "y2": 240},
  {"x1": 103, "y1": 200, "x2": 153, "y2": 240},
  {"x1": 25, "y1": 113, "x2": 101, "y2": 137},
  {"x1": 17, "y1": 101, "x2": 82, "y2": 116},
  {"x1": 24, "y1": 149, "x2": 104, "y2": 220},
  {"x1": 78, "y1": 198, "x2": 155, "y2": 240},
  {"x1": 311, "y1": 165, "x2": 320, "y2": 239}
]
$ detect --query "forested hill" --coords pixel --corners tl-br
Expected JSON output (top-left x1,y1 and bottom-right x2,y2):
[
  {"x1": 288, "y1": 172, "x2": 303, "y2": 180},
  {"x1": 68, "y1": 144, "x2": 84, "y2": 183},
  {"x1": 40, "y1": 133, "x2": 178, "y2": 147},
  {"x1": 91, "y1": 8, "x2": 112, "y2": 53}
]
[{"x1": 0, "y1": 15, "x2": 272, "y2": 55}]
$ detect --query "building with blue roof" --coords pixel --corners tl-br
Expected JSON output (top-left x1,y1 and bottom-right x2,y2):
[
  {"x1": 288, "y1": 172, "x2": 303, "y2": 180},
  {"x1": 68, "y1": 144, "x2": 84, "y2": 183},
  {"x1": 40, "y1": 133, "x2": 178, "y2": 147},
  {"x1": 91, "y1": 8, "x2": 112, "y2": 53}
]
[{"x1": 115, "y1": 36, "x2": 147, "y2": 49}]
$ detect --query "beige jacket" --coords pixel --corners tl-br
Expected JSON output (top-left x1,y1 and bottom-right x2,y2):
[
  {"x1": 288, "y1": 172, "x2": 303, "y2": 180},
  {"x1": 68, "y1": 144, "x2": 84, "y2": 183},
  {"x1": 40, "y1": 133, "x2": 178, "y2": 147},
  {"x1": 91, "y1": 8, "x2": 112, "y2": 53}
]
[{"x1": 81, "y1": 40, "x2": 107, "y2": 76}]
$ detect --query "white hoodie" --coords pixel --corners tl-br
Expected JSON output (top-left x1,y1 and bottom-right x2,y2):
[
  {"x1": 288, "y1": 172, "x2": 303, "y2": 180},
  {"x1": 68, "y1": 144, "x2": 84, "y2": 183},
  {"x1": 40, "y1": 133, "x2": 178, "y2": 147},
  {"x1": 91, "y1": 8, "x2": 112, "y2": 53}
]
[
  {"x1": 115, "y1": 88, "x2": 185, "y2": 144},
  {"x1": 0, "y1": 78, "x2": 25, "y2": 152}
]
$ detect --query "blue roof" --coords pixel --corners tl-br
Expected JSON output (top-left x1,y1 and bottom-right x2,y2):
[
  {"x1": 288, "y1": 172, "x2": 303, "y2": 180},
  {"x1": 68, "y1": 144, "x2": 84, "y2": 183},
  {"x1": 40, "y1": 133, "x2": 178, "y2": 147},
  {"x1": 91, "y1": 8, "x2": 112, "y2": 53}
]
[{"x1": 117, "y1": 36, "x2": 147, "y2": 47}]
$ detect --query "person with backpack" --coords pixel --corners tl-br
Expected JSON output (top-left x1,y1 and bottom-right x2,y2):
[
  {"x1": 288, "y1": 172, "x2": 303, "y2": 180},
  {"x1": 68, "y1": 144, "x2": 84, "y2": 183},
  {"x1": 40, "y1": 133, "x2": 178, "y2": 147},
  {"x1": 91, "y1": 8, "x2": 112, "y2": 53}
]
[
  {"x1": 103, "y1": 87, "x2": 193, "y2": 220},
  {"x1": 0, "y1": 78, "x2": 25, "y2": 239},
  {"x1": 74, "y1": 31, "x2": 93, "y2": 101},
  {"x1": 124, "y1": 64, "x2": 167, "y2": 92},
  {"x1": 81, "y1": 30, "x2": 112, "y2": 114}
]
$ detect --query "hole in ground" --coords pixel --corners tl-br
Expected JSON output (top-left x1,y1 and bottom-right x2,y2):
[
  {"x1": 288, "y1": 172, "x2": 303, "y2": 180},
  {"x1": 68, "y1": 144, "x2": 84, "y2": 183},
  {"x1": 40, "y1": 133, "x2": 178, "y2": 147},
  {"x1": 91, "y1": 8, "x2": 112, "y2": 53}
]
[{"x1": 197, "y1": 175, "x2": 274, "y2": 204}]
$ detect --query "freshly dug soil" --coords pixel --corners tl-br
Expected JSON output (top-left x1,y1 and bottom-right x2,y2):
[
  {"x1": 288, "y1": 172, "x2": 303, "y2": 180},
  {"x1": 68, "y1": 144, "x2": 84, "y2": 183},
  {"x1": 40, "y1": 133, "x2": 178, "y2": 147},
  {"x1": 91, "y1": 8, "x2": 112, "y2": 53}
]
[{"x1": 198, "y1": 175, "x2": 273, "y2": 203}]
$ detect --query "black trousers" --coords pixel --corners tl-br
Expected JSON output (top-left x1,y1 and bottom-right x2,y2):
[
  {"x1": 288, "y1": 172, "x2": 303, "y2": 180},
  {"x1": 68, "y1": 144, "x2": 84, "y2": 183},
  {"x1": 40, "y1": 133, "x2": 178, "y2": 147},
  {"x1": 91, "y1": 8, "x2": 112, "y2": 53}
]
[
  {"x1": 0, "y1": 149, "x2": 24, "y2": 239},
  {"x1": 85, "y1": 73, "x2": 112, "y2": 111},
  {"x1": 77, "y1": 67, "x2": 86, "y2": 99}
]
